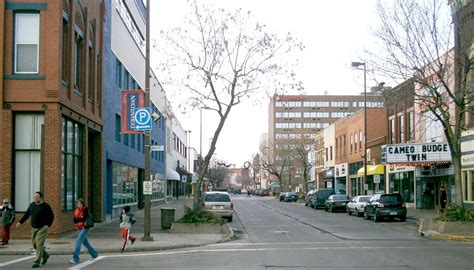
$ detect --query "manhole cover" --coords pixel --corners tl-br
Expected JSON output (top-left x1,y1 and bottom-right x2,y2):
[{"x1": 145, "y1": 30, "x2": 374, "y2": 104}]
[{"x1": 50, "y1": 241, "x2": 71, "y2": 245}]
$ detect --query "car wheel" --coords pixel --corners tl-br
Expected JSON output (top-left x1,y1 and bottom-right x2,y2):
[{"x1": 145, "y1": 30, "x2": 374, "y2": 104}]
[
  {"x1": 364, "y1": 210, "x2": 369, "y2": 220},
  {"x1": 228, "y1": 216, "x2": 233, "y2": 222},
  {"x1": 324, "y1": 207, "x2": 328, "y2": 212},
  {"x1": 400, "y1": 215, "x2": 406, "y2": 222},
  {"x1": 330, "y1": 206, "x2": 334, "y2": 213},
  {"x1": 347, "y1": 208, "x2": 352, "y2": 215},
  {"x1": 373, "y1": 211, "x2": 380, "y2": 222},
  {"x1": 356, "y1": 210, "x2": 362, "y2": 217},
  {"x1": 310, "y1": 203, "x2": 314, "y2": 208},
  {"x1": 305, "y1": 202, "x2": 308, "y2": 207}
]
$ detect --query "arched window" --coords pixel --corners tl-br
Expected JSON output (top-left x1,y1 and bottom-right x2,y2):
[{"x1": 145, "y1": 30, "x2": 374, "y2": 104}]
[
  {"x1": 74, "y1": 3, "x2": 86, "y2": 92},
  {"x1": 61, "y1": 0, "x2": 71, "y2": 83}
]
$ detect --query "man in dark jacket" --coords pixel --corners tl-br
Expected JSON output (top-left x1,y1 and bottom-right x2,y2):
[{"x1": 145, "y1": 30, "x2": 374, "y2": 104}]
[
  {"x1": 0, "y1": 199, "x2": 16, "y2": 245},
  {"x1": 16, "y1": 192, "x2": 54, "y2": 268}
]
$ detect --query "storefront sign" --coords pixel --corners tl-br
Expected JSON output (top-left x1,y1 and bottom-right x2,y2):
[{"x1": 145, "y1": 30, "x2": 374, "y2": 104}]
[
  {"x1": 386, "y1": 165, "x2": 415, "y2": 173},
  {"x1": 335, "y1": 163, "x2": 347, "y2": 178},
  {"x1": 121, "y1": 90, "x2": 145, "y2": 134},
  {"x1": 382, "y1": 143, "x2": 451, "y2": 163},
  {"x1": 323, "y1": 167, "x2": 334, "y2": 179}
]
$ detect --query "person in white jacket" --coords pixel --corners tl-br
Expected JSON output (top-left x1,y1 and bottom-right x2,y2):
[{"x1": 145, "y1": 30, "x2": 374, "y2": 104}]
[{"x1": 119, "y1": 206, "x2": 136, "y2": 252}]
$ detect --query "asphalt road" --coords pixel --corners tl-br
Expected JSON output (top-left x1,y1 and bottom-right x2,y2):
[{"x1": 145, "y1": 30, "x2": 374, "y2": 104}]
[{"x1": 1, "y1": 195, "x2": 473, "y2": 269}]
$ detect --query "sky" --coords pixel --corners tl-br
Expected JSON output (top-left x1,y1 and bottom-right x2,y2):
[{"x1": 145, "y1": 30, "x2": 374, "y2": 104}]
[{"x1": 150, "y1": 0, "x2": 382, "y2": 167}]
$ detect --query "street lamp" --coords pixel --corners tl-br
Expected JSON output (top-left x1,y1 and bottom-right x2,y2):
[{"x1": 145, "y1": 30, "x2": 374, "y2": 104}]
[{"x1": 351, "y1": 61, "x2": 367, "y2": 196}]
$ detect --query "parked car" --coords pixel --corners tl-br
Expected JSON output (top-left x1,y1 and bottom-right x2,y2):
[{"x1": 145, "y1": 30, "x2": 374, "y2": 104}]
[
  {"x1": 347, "y1": 196, "x2": 371, "y2": 217},
  {"x1": 260, "y1": 189, "x2": 270, "y2": 196},
  {"x1": 305, "y1": 190, "x2": 315, "y2": 207},
  {"x1": 241, "y1": 189, "x2": 248, "y2": 194},
  {"x1": 284, "y1": 192, "x2": 299, "y2": 202},
  {"x1": 363, "y1": 193, "x2": 407, "y2": 222},
  {"x1": 325, "y1": 194, "x2": 350, "y2": 212},
  {"x1": 256, "y1": 189, "x2": 262, "y2": 196},
  {"x1": 201, "y1": 191, "x2": 234, "y2": 222},
  {"x1": 279, "y1": 192, "x2": 288, "y2": 201},
  {"x1": 311, "y1": 189, "x2": 336, "y2": 209}
]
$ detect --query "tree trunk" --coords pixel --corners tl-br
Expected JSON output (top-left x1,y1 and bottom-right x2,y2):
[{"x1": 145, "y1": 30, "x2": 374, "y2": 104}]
[
  {"x1": 193, "y1": 109, "x2": 232, "y2": 210},
  {"x1": 452, "y1": 147, "x2": 464, "y2": 207}
]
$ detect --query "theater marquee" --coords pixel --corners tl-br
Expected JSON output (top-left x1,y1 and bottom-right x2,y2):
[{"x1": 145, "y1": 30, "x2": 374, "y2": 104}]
[{"x1": 382, "y1": 143, "x2": 451, "y2": 164}]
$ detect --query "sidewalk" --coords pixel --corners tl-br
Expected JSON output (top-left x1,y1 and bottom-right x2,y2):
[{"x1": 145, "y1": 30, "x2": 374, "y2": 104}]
[
  {"x1": 407, "y1": 208, "x2": 474, "y2": 242},
  {"x1": 0, "y1": 197, "x2": 232, "y2": 255}
]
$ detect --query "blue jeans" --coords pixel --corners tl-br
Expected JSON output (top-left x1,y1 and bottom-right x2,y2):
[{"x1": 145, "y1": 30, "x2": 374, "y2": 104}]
[{"x1": 72, "y1": 228, "x2": 98, "y2": 262}]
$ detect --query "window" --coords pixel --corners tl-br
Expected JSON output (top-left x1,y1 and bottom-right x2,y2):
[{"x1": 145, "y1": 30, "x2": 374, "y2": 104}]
[
  {"x1": 61, "y1": 117, "x2": 83, "y2": 211},
  {"x1": 115, "y1": 114, "x2": 121, "y2": 142},
  {"x1": 288, "y1": 101, "x2": 302, "y2": 107},
  {"x1": 389, "y1": 118, "x2": 395, "y2": 143},
  {"x1": 407, "y1": 110, "x2": 415, "y2": 141},
  {"x1": 14, "y1": 13, "x2": 40, "y2": 74},
  {"x1": 350, "y1": 133, "x2": 353, "y2": 153},
  {"x1": 112, "y1": 162, "x2": 138, "y2": 206},
  {"x1": 62, "y1": 15, "x2": 70, "y2": 82},
  {"x1": 359, "y1": 130, "x2": 363, "y2": 150},
  {"x1": 116, "y1": 59, "x2": 122, "y2": 87},
  {"x1": 335, "y1": 138, "x2": 338, "y2": 158},
  {"x1": 74, "y1": 32, "x2": 84, "y2": 91},
  {"x1": 330, "y1": 146, "x2": 333, "y2": 160},
  {"x1": 124, "y1": 70, "x2": 130, "y2": 89},
  {"x1": 325, "y1": 148, "x2": 329, "y2": 162},
  {"x1": 88, "y1": 46, "x2": 95, "y2": 101},
  {"x1": 398, "y1": 113, "x2": 405, "y2": 143},
  {"x1": 355, "y1": 132, "x2": 358, "y2": 150},
  {"x1": 14, "y1": 114, "x2": 44, "y2": 211},
  {"x1": 276, "y1": 101, "x2": 284, "y2": 107},
  {"x1": 124, "y1": 134, "x2": 129, "y2": 146},
  {"x1": 131, "y1": 134, "x2": 136, "y2": 149}
]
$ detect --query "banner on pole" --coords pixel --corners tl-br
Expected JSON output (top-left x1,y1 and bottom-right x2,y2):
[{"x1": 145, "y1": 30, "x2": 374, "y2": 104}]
[{"x1": 121, "y1": 90, "x2": 145, "y2": 134}]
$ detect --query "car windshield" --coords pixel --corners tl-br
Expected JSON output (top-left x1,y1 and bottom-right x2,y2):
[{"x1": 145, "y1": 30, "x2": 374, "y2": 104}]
[
  {"x1": 380, "y1": 195, "x2": 402, "y2": 204},
  {"x1": 334, "y1": 195, "x2": 348, "y2": 200},
  {"x1": 204, "y1": 194, "x2": 231, "y2": 202},
  {"x1": 359, "y1": 197, "x2": 370, "y2": 202}
]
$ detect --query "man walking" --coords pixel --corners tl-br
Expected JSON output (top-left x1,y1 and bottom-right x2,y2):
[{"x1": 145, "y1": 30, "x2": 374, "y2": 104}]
[
  {"x1": 16, "y1": 192, "x2": 54, "y2": 268},
  {"x1": 0, "y1": 199, "x2": 16, "y2": 245}
]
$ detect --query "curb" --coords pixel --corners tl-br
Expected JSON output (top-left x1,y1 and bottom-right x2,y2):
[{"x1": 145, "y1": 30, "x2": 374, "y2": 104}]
[
  {"x1": 0, "y1": 226, "x2": 236, "y2": 256},
  {"x1": 419, "y1": 230, "x2": 474, "y2": 242}
]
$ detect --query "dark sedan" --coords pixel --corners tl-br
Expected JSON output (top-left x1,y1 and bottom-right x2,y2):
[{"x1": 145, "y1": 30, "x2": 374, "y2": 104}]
[
  {"x1": 284, "y1": 192, "x2": 299, "y2": 202},
  {"x1": 325, "y1": 194, "x2": 350, "y2": 212}
]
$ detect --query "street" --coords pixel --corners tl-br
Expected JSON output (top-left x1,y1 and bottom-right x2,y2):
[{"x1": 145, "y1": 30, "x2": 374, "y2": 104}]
[{"x1": 0, "y1": 195, "x2": 473, "y2": 269}]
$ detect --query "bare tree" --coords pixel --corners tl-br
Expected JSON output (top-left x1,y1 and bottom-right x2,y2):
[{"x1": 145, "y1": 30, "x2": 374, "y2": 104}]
[
  {"x1": 262, "y1": 154, "x2": 287, "y2": 193},
  {"x1": 206, "y1": 159, "x2": 230, "y2": 189},
  {"x1": 157, "y1": 1, "x2": 303, "y2": 209},
  {"x1": 292, "y1": 140, "x2": 315, "y2": 194},
  {"x1": 366, "y1": 0, "x2": 472, "y2": 206}
]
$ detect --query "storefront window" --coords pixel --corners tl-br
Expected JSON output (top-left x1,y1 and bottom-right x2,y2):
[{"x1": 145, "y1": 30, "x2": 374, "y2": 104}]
[
  {"x1": 151, "y1": 176, "x2": 165, "y2": 201},
  {"x1": 389, "y1": 172, "x2": 414, "y2": 203},
  {"x1": 61, "y1": 117, "x2": 83, "y2": 211},
  {"x1": 112, "y1": 162, "x2": 138, "y2": 206}
]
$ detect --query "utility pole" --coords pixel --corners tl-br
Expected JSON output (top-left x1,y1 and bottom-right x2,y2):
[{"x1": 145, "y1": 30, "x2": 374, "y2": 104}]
[{"x1": 142, "y1": 0, "x2": 153, "y2": 242}]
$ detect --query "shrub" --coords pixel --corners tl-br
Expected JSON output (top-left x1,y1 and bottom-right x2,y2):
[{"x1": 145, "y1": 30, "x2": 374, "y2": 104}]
[
  {"x1": 436, "y1": 204, "x2": 474, "y2": 222},
  {"x1": 175, "y1": 209, "x2": 222, "y2": 224}
]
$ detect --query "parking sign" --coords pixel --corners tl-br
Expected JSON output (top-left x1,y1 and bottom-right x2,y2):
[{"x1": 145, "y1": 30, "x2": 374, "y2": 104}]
[{"x1": 134, "y1": 108, "x2": 152, "y2": 131}]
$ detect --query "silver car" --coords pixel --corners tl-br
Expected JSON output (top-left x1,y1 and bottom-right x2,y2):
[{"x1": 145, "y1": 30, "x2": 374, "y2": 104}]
[
  {"x1": 347, "y1": 196, "x2": 371, "y2": 217},
  {"x1": 201, "y1": 192, "x2": 234, "y2": 222}
]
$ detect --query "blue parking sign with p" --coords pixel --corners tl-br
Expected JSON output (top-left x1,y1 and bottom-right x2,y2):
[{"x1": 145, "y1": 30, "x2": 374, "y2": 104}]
[{"x1": 134, "y1": 107, "x2": 152, "y2": 131}]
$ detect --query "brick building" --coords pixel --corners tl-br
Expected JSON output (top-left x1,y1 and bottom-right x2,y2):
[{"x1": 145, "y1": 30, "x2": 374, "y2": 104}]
[
  {"x1": 333, "y1": 108, "x2": 387, "y2": 196},
  {"x1": 0, "y1": 0, "x2": 104, "y2": 237}
]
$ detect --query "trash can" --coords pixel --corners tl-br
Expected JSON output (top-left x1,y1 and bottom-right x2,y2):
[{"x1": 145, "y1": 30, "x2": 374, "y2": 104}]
[{"x1": 161, "y1": 207, "x2": 176, "y2": 229}]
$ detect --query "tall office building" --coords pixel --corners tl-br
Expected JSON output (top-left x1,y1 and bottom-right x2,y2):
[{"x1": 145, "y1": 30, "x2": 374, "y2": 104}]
[{"x1": 268, "y1": 93, "x2": 384, "y2": 192}]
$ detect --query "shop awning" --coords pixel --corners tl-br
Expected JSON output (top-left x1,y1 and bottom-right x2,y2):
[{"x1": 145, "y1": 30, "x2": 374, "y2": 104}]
[
  {"x1": 357, "y1": 164, "x2": 384, "y2": 176},
  {"x1": 166, "y1": 169, "x2": 181, "y2": 181}
]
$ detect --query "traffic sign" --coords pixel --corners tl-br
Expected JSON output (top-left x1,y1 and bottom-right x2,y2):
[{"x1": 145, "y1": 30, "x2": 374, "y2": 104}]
[
  {"x1": 373, "y1": 174, "x2": 381, "y2": 184},
  {"x1": 181, "y1": 175, "x2": 187, "y2": 183},
  {"x1": 150, "y1": 145, "x2": 164, "y2": 152},
  {"x1": 134, "y1": 107, "x2": 152, "y2": 131},
  {"x1": 143, "y1": 181, "x2": 152, "y2": 195}
]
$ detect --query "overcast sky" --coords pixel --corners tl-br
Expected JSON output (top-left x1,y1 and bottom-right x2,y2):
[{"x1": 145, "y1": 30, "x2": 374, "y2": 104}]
[{"x1": 150, "y1": 0, "x2": 382, "y2": 167}]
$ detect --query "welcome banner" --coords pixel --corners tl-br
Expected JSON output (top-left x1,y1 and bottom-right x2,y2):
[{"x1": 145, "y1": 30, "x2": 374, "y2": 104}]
[{"x1": 121, "y1": 90, "x2": 145, "y2": 134}]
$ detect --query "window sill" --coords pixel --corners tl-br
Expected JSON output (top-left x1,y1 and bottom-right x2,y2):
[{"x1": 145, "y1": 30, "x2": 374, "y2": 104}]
[
  {"x1": 61, "y1": 80, "x2": 69, "y2": 88},
  {"x1": 73, "y1": 87, "x2": 84, "y2": 97},
  {"x1": 4, "y1": 74, "x2": 46, "y2": 80}
]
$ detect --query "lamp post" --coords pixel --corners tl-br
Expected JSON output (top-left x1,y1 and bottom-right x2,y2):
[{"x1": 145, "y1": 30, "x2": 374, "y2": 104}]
[
  {"x1": 142, "y1": 0, "x2": 152, "y2": 242},
  {"x1": 351, "y1": 61, "x2": 367, "y2": 196}
]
